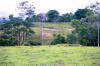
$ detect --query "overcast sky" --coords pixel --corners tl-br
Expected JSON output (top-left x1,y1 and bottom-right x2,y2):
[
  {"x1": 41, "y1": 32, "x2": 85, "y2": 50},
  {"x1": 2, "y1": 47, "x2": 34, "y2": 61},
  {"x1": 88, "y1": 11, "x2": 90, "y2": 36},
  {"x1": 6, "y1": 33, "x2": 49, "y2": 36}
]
[{"x1": 0, "y1": 0, "x2": 100, "y2": 17}]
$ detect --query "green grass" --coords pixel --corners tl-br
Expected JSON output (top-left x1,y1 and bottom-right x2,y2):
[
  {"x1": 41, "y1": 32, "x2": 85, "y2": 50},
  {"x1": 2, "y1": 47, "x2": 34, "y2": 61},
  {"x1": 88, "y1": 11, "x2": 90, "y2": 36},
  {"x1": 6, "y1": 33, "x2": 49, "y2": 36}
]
[{"x1": 0, "y1": 46, "x2": 100, "y2": 66}]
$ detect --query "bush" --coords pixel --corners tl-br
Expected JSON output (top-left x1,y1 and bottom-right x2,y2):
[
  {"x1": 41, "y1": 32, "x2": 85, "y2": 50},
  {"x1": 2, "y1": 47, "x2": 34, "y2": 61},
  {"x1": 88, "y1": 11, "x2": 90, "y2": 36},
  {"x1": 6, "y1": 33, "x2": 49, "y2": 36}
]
[
  {"x1": 0, "y1": 34, "x2": 17, "y2": 46},
  {"x1": 56, "y1": 44, "x2": 81, "y2": 47},
  {"x1": 51, "y1": 34, "x2": 66, "y2": 45},
  {"x1": 24, "y1": 43, "x2": 30, "y2": 46},
  {"x1": 66, "y1": 33, "x2": 78, "y2": 44},
  {"x1": 24, "y1": 40, "x2": 41, "y2": 46}
]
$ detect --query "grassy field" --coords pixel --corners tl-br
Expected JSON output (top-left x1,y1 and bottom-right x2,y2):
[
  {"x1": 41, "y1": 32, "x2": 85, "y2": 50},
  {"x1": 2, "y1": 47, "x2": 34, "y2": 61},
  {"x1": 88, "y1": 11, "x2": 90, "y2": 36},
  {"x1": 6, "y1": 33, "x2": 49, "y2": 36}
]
[
  {"x1": 32, "y1": 22, "x2": 74, "y2": 44},
  {"x1": 0, "y1": 46, "x2": 100, "y2": 66}
]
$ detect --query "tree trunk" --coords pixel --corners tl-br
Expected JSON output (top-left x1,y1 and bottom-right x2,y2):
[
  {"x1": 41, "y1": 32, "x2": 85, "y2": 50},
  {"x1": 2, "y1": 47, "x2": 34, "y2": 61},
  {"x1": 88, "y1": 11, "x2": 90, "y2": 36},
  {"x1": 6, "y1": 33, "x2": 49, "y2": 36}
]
[
  {"x1": 98, "y1": 24, "x2": 99, "y2": 47},
  {"x1": 22, "y1": 32, "x2": 25, "y2": 45},
  {"x1": 0, "y1": 31, "x2": 1, "y2": 39},
  {"x1": 18, "y1": 32, "x2": 21, "y2": 46},
  {"x1": 93, "y1": 40, "x2": 95, "y2": 46},
  {"x1": 16, "y1": 26, "x2": 19, "y2": 46},
  {"x1": 41, "y1": 22, "x2": 44, "y2": 46}
]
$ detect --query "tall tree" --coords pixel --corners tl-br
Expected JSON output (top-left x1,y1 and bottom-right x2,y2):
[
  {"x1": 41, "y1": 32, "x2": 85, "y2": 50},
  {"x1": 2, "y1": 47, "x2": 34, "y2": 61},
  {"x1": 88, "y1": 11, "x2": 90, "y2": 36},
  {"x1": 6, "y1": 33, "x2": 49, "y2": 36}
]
[
  {"x1": 17, "y1": 1, "x2": 35, "y2": 19},
  {"x1": 17, "y1": 1, "x2": 35, "y2": 45},
  {"x1": 36, "y1": 13, "x2": 47, "y2": 22},
  {"x1": 89, "y1": 2, "x2": 100, "y2": 47},
  {"x1": 59, "y1": 13, "x2": 73, "y2": 22},
  {"x1": 74, "y1": 9, "x2": 91, "y2": 20},
  {"x1": 46, "y1": 10, "x2": 59, "y2": 22}
]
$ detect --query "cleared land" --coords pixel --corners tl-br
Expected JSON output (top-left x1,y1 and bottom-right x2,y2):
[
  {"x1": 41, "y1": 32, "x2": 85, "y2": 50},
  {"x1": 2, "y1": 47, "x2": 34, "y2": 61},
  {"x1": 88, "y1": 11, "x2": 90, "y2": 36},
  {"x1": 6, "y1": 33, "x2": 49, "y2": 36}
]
[
  {"x1": 0, "y1": 46, "x2": 100, "y2": 66},
  {"x1": 32, "y1": 22, "x2": 74, "y2": 44}
]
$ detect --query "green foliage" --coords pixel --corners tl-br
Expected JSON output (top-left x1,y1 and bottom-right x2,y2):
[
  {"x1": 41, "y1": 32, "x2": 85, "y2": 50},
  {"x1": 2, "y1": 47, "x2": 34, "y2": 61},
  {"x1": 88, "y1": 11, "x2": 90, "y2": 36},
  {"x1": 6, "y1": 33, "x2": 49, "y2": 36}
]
[
  {"x1": 72, "y1": 19, "x2": 91, "y2": 45},
  {"x1": 46, "y1": 10, "x2": 59, "y2": 22},
  {"x1": 74, "y1": 9, "x2": 91, "y2": 20},
  {"x1": 80, "y1": 38, "x2": 90, "y2": 46},
  {"x1": 59, "y1": 13, "x2": 73, "y2": 22},
  {"x1": 0, "y1": 15, "x2": 35, "y2": 46},
  {"x1": 67, "y1": 19, "x2": 99, "y2": 46},
  {"x1": 24, "y1": 40, "x2": 41, "y2": 46},
  {"x1": 0, "y1": 34, "x2": 16, "y2": 46},
  {"x1": 66, "y1": 32, "x2": 78, "y2": 44},
  {"x1": 51, "y1": 34, "x2": 66, "y2": 45}
]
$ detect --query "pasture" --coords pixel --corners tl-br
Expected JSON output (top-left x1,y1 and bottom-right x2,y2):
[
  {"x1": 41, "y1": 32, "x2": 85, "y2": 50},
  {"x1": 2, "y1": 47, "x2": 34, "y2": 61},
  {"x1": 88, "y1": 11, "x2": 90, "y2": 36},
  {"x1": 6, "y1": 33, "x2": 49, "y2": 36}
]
[{"x1": 0, "y1": 46, "x2": 100, "y2": 66}]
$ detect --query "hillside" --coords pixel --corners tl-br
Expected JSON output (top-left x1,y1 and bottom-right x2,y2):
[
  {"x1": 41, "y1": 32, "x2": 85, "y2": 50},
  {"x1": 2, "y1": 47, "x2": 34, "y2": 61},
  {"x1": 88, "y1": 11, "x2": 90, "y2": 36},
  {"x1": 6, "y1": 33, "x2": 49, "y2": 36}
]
[{"x1": 32, "y1": 22, "x2": 74, "y2": 45}]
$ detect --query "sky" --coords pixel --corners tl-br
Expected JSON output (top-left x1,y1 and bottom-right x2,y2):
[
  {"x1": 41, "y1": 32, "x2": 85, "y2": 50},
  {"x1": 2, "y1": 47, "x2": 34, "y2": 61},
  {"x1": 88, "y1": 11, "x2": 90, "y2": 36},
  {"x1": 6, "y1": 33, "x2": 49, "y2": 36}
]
[{"x1": 0, "y1": 0, "x2": 100, "y2": 17}]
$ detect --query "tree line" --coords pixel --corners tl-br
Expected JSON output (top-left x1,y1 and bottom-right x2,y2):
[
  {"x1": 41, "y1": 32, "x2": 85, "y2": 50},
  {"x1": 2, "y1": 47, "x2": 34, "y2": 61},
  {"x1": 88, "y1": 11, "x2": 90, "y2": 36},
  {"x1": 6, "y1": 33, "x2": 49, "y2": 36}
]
[
  {"x1": 24, "y1": 8, "x2": 91, "y2": 22},
  {"x1": 51, "y1": 2, "x2": 100, "y2": 47},
  {"x1": 0, "y1": 1, "x2": 100, "y2": 46}
]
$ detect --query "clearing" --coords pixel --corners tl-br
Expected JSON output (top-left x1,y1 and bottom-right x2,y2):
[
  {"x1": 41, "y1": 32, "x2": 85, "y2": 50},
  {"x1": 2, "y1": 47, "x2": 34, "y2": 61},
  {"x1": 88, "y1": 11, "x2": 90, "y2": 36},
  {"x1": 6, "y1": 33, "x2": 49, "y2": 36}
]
[{"x1": 32, "y1": 22, "x2": 74, "y2": 44}]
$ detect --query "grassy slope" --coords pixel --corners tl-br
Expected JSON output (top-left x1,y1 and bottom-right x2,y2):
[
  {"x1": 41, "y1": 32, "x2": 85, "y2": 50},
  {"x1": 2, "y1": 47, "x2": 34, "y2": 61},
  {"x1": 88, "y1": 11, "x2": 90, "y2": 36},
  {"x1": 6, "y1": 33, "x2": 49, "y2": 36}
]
[
  {"x1": 32, "y1": 22, "x2": 74, "y2": 44},
  {"x1": 0, "y1": 46, "x2": 100, "y2": 66}
]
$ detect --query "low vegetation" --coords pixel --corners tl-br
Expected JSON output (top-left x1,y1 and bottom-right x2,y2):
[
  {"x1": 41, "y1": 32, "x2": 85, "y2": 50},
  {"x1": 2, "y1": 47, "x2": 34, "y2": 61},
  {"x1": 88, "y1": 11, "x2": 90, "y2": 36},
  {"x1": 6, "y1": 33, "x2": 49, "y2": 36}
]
[{"x1": 0, "y1": 46, "x2": 100, "y2": 66}]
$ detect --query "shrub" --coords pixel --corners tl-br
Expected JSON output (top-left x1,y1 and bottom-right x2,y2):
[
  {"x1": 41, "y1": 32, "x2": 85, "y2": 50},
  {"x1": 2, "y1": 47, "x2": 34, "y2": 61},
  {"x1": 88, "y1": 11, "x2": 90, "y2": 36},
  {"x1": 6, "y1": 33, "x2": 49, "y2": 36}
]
[
  {"x1": 56, "y1": 44, "x2": 81, "y2": 47},
  {"x1": 51, "y1": 34, "x2": 66, "y2": 45},
  {"x1": 24, "y1": 43, "x2": 30, "y2": 46},
  {"x1": 24, "y1": 40, "x2": 41, "y2": 46},
  {"x1": 66, "y1": 33, "x2": 78, "y2": 44},
  {"x1": 0, "y1": 34, "x2": 17, "y2": 46}
]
